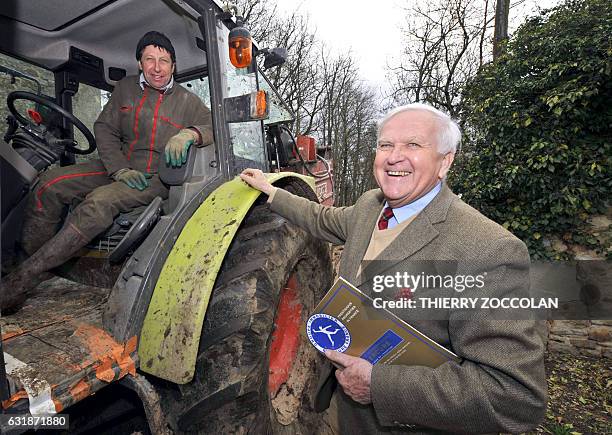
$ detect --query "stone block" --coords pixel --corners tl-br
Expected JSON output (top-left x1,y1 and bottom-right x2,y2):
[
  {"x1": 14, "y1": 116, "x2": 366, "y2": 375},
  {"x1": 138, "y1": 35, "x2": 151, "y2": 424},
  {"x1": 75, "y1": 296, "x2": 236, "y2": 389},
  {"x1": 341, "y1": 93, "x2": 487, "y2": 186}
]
[
  {"x1": 548, "y1": 341, "x2": 578, "y2": 355},
  {"x1": 549, "y1": 320, "x2": 589, "y2": 334},
  {"x1": 592, "y1": 320, "x2": 612, "y2": 326},
  {"x1": 549, "y1": 326, "x2": 589, "y2": 337},
  {"x1": 569, "y1": 338, "x2": 598, "y2": 349},
  {"x1": 588, "y1": 326, "x2": 612, "y2": 342},
  {"x1": 578, "y1": 347, "x2": 602, "y2": 358},
  {"x1": 548, "y1": 334, "x2": 570, "y2": 344},
  {"x1": 588, "y1": 215, "x2": 612, "y2": 232}
]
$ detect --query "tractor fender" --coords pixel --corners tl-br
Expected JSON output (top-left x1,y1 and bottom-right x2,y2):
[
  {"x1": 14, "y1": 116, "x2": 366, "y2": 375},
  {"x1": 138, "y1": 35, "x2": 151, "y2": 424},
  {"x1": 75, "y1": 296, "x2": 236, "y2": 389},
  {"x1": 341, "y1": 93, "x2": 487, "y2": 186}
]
[{"x1": 138, "y1": 173, "x2": 316, "y2": 384}]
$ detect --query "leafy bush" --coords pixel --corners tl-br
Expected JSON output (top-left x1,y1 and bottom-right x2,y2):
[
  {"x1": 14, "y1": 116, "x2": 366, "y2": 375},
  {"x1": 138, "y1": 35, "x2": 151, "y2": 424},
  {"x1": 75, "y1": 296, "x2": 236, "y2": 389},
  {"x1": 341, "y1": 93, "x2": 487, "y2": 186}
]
[{"x1": 451, "y1": 0, "x2": 611, "y2": 259}]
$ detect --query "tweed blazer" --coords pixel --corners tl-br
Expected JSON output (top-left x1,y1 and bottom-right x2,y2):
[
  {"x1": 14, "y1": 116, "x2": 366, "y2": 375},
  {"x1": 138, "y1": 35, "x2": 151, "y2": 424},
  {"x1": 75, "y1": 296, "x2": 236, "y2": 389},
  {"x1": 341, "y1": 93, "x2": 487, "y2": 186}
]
[{"x1": 269, "y1": 184, "x2": 547, "y2": 434}]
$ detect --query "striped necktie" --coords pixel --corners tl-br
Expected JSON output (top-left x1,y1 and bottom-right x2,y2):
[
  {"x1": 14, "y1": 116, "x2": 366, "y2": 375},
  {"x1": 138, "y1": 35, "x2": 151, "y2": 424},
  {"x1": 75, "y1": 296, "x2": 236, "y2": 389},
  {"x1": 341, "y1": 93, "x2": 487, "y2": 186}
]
[{"x1": 377, "y1": 206, "x2": 394, "y2": 230}]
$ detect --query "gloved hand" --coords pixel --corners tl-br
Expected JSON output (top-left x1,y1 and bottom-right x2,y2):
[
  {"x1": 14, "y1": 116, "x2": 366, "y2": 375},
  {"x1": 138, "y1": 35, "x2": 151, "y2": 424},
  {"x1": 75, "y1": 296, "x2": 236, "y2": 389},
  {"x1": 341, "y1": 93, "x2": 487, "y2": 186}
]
[
  {"x1": 165, "y1": 128, "x2": 199, "y2": 168},
  {"x1": 115, "y1": 169, "x2": 152, "y2": 191}
]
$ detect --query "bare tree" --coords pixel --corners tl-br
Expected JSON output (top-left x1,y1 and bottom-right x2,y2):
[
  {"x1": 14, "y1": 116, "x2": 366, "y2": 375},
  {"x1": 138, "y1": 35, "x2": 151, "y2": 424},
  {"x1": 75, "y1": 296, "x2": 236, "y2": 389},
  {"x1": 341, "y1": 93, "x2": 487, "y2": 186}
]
[
  {"x1": 387, "y1": 0, "x2": 495, "y2": 117},
  {"x1": 233, "y1": 0, "x2": 278, "y2": 42},
  {"x1": 234, "y1": 0, "x2": 381, "y2": 205},
  {"x1": 315, "y1": 52, "x2": 379, "y2": 204}
]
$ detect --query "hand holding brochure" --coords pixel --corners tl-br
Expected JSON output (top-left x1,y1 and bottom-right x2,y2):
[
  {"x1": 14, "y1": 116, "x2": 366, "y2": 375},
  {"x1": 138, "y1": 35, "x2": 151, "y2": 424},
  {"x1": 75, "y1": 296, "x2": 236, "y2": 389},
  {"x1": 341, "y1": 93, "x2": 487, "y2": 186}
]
[{"x1": 304, "y1": 277, "x2": 460, "y2": 367}]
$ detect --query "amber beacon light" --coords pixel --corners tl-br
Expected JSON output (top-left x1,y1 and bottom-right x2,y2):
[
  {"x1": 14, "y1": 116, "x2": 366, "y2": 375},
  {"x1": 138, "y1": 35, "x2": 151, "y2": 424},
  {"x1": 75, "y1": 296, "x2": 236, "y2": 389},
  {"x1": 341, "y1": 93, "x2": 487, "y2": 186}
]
[{"x1": 228, "y1": 18, "x2": 253, "y2": 69}]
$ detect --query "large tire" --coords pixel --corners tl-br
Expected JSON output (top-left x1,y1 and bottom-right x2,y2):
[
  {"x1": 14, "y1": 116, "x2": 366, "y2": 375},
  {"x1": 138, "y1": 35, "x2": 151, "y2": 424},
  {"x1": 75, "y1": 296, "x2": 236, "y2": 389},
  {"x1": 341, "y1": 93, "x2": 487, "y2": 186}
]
[{"x1": 159, "y1": 181, "x2": 334, "y2": 434}]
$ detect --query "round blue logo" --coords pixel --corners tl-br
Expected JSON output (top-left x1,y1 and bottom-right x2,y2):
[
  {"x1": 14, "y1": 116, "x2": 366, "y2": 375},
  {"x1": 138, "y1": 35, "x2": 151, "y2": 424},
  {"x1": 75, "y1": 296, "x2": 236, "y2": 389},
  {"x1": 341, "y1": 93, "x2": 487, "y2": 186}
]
[{"x1": 306, "y1": 313, "x2": 351, "y2": 353}]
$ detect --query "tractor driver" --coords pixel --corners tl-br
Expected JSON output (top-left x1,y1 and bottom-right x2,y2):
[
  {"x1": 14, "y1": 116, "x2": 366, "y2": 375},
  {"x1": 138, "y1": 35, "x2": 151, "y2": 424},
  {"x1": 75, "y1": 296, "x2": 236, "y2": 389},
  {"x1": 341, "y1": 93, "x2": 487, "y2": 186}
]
[{"x1": 1, "y1": 31, "x2": 213, "y2": 313}]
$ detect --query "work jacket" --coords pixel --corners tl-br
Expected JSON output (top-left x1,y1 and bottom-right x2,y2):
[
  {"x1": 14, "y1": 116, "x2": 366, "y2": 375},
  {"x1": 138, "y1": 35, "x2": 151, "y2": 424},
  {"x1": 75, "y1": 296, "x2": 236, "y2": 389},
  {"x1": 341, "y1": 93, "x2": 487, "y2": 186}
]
[{"x1": 94, "y1": 75, "x2": 213, "y2": 176}]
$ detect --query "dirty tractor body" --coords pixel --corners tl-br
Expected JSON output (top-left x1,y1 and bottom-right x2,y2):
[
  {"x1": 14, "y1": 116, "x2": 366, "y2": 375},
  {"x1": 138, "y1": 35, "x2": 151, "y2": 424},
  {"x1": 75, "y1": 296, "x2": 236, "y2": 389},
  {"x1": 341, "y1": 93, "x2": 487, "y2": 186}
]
[{"x1": 0, "y1": 1, "x2": 334, "y2": 433}]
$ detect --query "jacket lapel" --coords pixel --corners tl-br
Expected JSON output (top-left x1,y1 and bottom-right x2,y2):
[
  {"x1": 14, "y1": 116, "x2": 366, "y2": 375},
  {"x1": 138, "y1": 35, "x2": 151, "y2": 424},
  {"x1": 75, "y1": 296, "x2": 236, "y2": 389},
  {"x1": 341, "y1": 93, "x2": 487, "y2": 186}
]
[
  {"x1": 356, "y1": 185, "x2": 455, "y2": 287},
  {"x1": 340, "y1": 191, "x2": 385, "y2": 283}
]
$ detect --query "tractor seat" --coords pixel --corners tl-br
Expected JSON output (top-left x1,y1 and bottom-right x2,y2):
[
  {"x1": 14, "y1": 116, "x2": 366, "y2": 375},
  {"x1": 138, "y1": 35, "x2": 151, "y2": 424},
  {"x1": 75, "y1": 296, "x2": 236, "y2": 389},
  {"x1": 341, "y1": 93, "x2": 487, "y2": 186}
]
[{"x1": 157, "y1": 142, "x2": 197, "y2": 186}]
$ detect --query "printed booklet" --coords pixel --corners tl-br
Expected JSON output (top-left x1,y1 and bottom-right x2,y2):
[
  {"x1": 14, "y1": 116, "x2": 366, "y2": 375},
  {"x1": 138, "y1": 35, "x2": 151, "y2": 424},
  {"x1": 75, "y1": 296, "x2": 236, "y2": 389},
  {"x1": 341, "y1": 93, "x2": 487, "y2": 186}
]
[{"x1": 304, "y1": 277, "x2": 461, "y2": 367}]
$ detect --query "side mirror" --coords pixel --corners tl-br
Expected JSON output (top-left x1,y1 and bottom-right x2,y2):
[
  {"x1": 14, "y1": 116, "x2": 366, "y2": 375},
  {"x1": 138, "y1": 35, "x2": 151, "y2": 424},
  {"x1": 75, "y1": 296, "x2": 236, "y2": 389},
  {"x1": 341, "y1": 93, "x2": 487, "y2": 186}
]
[{"x1": 260, "y1": 48, "x2": 288, "y2": 69}]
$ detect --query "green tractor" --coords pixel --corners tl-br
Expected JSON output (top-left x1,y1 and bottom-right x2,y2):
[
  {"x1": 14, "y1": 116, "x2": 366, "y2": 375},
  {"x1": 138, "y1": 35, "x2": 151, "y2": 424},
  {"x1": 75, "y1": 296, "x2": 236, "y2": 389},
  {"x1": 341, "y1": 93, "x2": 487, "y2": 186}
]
[{"x1": 0, "y1": 0, "x2": 334, "y2": 433}]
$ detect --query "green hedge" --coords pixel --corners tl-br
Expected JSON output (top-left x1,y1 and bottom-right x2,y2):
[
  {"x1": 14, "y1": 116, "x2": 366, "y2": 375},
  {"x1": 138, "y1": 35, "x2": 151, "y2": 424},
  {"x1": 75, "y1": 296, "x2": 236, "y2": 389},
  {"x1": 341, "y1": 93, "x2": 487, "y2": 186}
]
[{"x1": 451, "y1": 0, "x2": 611, "y2": 259}]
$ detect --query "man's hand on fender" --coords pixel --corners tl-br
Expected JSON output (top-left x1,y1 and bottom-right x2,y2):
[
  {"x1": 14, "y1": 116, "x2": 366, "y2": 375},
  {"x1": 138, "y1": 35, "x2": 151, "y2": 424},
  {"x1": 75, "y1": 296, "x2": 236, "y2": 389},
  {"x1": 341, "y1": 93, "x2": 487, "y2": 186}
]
[
  {"x1": 325, "y1": 350, "x2": 373, "y2": 405},
  {"x1": 165, "y1": 128, "x2": 198, "y2": 167},
  {"x1": 239, "y1": 168, "x2": 275, "y2": 196},
  {"x1": 115, "y1": 169, "x2": 151, "y2": 191}
]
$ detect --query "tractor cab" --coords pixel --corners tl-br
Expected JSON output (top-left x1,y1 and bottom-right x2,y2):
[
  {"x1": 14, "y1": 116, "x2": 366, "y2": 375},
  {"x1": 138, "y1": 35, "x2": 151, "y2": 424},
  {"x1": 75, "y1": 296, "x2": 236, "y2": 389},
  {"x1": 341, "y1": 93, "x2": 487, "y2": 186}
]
[{"x1": 0, "y1": 0, "x2": 304, "y2": 279}]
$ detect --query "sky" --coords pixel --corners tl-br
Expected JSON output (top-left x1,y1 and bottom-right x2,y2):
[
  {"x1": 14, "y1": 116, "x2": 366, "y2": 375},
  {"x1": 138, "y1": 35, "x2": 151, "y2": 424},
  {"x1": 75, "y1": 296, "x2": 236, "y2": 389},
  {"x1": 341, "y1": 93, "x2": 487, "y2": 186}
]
[{"x1": 275, "y1": 0, "x2": 564, "y2": 94}]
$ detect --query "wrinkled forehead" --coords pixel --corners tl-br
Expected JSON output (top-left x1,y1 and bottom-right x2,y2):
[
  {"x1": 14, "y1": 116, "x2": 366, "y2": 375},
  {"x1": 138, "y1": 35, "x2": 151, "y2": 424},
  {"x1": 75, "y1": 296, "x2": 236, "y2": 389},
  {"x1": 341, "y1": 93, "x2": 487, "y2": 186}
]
[{"x1": 379, "y1": 110, "x2": 440, "y2": 143}]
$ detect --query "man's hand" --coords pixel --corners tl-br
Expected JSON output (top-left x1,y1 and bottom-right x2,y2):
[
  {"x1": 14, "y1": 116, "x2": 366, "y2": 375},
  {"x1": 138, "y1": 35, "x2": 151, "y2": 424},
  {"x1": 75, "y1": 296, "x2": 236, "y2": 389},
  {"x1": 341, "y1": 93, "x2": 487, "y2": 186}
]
[
  {"x1": 165, "y1": 129, "x2": 198, "y2": 167},
  {"x1": 325, "y1": 350, "x2": 373, "y2": 405},
  {"x1": 239, "y1": 168, "x2": 275, "y2": 195},
  {"x1": 115, "y1": 169, "x2": 151, "y2": 191}
]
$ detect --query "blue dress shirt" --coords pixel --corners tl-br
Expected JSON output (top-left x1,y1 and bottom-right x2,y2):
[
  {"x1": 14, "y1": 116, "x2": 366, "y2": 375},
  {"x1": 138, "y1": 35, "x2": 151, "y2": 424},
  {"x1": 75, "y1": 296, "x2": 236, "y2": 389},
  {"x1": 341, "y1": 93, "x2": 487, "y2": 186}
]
[{"x1": 385, "y1": 182, "x2": 442, "y2": 229}]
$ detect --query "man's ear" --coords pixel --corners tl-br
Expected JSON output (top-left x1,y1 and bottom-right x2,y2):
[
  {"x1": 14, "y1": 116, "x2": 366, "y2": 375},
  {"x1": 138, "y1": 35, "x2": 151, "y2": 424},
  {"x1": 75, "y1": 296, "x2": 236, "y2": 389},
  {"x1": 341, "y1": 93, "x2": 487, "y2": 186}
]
[
  {"x1": 138, "y1": 60, "x2": 143, "y2": 71},
  {"x1": 171, "y1": 63, "x2": 175, "y2": 75},
  {"x1": 438, "y1": 153, "x2": 455, "y2": 179}
]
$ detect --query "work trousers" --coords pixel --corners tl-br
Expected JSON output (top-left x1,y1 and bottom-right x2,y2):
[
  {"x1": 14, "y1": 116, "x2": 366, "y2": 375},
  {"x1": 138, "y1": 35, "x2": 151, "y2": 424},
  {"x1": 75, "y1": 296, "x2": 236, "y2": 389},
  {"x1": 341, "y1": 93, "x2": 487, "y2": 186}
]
[{"x1": 21, "y1": 159, "x2": 169, "y2": 255}]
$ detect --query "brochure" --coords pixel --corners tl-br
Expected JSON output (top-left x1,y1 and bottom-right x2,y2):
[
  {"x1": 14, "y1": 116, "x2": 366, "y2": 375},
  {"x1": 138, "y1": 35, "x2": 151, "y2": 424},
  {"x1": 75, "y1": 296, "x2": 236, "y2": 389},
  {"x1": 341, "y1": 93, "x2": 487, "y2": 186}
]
[{"x1": 304, "y1": 277, "x2": 461, "y2": 367}]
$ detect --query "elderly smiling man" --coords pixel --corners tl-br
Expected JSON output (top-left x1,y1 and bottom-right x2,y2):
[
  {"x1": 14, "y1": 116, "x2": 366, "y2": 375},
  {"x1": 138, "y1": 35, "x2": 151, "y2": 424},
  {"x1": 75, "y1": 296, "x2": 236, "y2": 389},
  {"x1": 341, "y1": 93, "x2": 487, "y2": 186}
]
[{"x1": 240, "y1": 103, "x2": 547, "y2": 434}]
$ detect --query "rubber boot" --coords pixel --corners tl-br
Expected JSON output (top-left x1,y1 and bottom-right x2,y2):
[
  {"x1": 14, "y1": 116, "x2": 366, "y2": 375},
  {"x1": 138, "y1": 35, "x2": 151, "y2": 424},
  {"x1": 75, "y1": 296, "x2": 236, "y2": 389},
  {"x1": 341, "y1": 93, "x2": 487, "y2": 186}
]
[
  {"x1": 0, "y1": 223, "x2": 88, "y2": 314},
  {"x1": 21, "y1": 212, "x2": 61, "y2": 256}
]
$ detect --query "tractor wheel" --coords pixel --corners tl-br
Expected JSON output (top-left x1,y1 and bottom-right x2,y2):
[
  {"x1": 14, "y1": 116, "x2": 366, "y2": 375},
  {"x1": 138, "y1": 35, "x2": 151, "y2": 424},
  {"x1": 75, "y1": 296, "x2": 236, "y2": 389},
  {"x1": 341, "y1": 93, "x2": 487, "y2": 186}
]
[{"x1": 161, "y1": 182, "x2": 334, "y2": 434}]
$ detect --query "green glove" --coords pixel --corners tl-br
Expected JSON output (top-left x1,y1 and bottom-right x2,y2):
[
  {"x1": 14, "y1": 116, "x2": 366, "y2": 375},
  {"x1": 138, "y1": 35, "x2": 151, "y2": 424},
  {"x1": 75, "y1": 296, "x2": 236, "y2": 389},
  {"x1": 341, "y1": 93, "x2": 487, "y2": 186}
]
[
  {"x1": 165, "y1": 128, "x2": 198, "y2": 168},
  {"x1": 115, "y1": 169, "x2": 152, "y2": 191}
]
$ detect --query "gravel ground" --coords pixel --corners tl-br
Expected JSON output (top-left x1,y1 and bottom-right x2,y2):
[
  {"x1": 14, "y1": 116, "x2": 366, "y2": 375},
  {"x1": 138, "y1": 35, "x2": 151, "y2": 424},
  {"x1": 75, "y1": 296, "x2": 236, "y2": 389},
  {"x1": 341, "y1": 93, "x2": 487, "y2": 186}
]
[{"x1": 529, "y1": 352, "x2": 611, "y2": 435}]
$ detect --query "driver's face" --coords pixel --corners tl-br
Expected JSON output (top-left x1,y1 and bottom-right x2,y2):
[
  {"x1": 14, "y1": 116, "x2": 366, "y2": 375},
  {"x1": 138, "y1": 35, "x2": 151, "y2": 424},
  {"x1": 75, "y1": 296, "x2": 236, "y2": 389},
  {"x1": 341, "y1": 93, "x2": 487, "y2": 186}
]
[{"x1": 138, "y1": 45, "x2": 175, "y2": 90}]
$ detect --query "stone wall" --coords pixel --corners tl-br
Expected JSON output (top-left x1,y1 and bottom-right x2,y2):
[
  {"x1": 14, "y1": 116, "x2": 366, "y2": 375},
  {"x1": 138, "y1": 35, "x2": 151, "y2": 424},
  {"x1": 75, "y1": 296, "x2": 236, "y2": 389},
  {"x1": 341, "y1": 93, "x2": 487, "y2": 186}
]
[
  {"x1": 547, "y1": 320, "x2": 612, "y2": 359},
  {"x1": 543, "y1": 208, "x2": 611, "y2": 359}
]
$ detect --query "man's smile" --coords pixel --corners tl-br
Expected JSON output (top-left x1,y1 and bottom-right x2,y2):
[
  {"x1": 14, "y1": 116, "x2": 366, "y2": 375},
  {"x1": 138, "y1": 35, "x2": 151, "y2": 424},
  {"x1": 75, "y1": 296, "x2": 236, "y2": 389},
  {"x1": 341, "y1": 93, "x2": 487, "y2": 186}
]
[{"x1": 386, "y1": 170, "x2": 412, "y2": 177}]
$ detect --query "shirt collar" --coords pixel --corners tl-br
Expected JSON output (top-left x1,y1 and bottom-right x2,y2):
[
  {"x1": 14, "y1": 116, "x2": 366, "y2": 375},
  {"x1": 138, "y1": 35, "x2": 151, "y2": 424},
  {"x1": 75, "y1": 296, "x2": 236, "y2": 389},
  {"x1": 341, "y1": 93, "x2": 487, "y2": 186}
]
[
  {"x1": 386, "y1": 182, "x2": 442, "y2": 225},
  {"x1": 139, "y1": 72, "x2": 174, "y2": 93}
]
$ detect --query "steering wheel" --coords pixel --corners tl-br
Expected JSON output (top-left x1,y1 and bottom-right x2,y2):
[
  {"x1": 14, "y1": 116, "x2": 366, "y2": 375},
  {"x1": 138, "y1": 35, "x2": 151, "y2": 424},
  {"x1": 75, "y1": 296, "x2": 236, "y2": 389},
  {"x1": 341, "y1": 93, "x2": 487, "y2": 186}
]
[{"x1": 7, "y1": 91, "x2": 96, "y2": 155}]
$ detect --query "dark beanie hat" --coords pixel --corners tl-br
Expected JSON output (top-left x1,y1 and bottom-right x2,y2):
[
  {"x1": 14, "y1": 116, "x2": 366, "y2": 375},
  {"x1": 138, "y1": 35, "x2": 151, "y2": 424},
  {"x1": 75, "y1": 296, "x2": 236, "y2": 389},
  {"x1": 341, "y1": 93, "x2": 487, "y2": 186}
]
[{"x1": 136, "y1": 31, "x2": 176, "y2": 63}]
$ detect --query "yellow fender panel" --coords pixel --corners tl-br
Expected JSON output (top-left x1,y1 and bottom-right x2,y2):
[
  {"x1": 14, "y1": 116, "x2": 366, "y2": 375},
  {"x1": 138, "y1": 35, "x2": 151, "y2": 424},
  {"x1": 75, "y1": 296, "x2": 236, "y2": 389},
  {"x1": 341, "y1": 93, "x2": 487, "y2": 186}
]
[{"x1": 138, "y1": 173, "x2": 315, "y2": 384}]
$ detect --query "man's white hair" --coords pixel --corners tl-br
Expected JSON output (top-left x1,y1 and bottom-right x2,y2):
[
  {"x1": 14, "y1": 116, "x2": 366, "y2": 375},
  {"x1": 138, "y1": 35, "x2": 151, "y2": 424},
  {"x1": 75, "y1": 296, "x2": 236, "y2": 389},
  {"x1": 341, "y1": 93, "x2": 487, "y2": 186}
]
[{"x1": 377, "y1": 103, "x2": 461, "y2": 154}]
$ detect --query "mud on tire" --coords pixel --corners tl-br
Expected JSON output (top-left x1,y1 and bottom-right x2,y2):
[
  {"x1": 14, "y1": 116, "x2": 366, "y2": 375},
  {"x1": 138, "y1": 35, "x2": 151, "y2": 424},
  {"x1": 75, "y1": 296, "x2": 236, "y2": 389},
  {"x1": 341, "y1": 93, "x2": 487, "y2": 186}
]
[{"x1": 160, "y1": 181, "x2": 333, "y2": 434}]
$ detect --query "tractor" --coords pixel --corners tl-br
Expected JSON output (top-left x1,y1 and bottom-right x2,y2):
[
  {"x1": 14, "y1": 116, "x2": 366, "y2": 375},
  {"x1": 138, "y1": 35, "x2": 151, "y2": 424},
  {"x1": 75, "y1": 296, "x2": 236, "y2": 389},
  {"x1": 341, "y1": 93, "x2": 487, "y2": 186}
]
[{"x1": 0, "y1": 0, "x2": 334, "y2": 433}]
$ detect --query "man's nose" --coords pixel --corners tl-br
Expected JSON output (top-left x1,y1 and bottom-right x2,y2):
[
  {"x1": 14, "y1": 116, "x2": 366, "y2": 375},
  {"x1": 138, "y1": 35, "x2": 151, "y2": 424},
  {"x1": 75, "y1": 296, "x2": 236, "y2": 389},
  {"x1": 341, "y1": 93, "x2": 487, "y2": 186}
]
[
  {"x1": 153, "y1": 60, "x2": 161, "y2": 71},
  {"x1": 387, "y1": 144, "x2": 407, "y2": 164}
]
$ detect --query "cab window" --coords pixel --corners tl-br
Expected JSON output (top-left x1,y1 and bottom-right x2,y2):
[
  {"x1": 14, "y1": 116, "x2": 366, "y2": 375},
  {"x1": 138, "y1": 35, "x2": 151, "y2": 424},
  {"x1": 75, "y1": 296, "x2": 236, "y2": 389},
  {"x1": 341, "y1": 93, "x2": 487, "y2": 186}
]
[
  {"x1": 260, "y1": 72, "x2": 293, "y2": 126},
  {"x1": 0, "y1": 53, "x2": 54, "y2": 138},
  {"x1": 218, "y1": 25, "x2": 267, "y2": 170},
  {"x1": 71, "y1": 82, "x2": 103, "y2": 161},
  {"x1": 181, "y1": 77, "x2": 211, "y2": 107}
]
